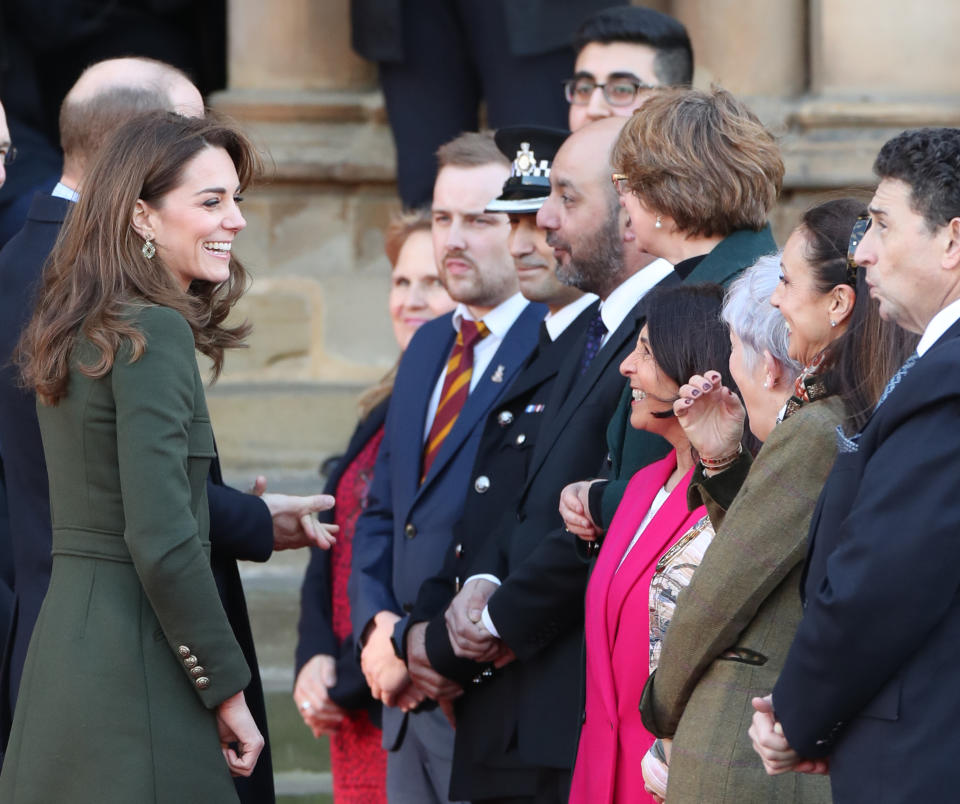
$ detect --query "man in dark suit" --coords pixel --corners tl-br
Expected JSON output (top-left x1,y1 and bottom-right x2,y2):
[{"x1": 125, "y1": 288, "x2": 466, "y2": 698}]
[
  {"x1": 750, "y1": 126, "x2": 960, "y2": 802},
  {"x1": 349, "y1": 131, "x2": 545, "y2": 803},
  {"x1": 429, "y1": 117, "x2": 674, "y2": 802},
  {"x1": 349, "y1": 0, "x2": 623, "y2": 207},
  {"x1": 0, "y1": 58, "x2": 335, "y2": 804},
  {"x1": 401, "y1": 125, "x2": 595, "y2": 801}
]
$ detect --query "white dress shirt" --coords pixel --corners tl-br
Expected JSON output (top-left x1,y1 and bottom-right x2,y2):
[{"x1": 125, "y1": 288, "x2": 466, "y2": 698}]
[
  {"x1": 52, "y1": 182, "x2": 80, "y2": 203},
  {"x1": 543, "y1": 293, "x2": 597, "y2": 342},
  {"x1": 598, "y1": 258, "x2": 674, "y2": 347},
  {"x1": 917, "y1": 296, "x2": 960, "y2": 356},
  {"x1": 423, "y1": 292, "x2": 529, "y2": 441}
]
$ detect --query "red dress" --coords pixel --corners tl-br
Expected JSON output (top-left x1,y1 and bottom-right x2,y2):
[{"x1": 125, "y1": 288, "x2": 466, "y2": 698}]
[{"x1": 329, "y1": 425, "x2": 387, "y2": 804}]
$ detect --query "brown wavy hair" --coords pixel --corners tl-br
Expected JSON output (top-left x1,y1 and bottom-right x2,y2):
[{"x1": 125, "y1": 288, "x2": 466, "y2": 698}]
[
  {"x1": 19, "y1": 110, "x2": 262, "y2": 405},
  {"x1": 612, "y1": 86, "x2": 784, "y2": 238}
]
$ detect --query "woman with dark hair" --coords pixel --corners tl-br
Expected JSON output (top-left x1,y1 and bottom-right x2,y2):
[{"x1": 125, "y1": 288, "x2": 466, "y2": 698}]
[
  {"x1": 1, "y1": 111, "x2": 265, "y2": 801},
  {"x1": 570, "y1": 284, "x2": 741, "y2": 804},
  {"x1": 293, "y1": 208, "x2": 454, "y2": 804},
  {"x1": 638, "y1": 200, "x2": 914, "y2": 802}
]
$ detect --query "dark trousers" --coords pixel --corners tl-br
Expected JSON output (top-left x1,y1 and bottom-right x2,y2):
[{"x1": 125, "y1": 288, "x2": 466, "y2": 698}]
[{"x1": 378, "y1": 0, "x2": 572, "y2": 208}]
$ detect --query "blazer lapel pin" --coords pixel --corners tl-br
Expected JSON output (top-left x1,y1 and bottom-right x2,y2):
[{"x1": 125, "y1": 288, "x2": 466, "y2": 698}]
[{"x1": 491, "y1": 364, "x2": 505, "y2": 383}]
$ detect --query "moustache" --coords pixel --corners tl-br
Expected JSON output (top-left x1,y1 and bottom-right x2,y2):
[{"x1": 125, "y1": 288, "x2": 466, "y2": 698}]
[{"x1": 545, "y1": 231, "x2": 569, "y2": 252}]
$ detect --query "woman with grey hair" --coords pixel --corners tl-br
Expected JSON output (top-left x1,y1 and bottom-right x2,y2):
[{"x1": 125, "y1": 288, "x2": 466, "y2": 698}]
[{"x1": 636, "y1": 253, "x2": 837, "y2": 803}]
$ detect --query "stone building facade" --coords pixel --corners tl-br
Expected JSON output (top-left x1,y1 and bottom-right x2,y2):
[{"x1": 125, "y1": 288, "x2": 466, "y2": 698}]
[{"x1": 209, "y1": 0, "x2": 960, "y2": 483}]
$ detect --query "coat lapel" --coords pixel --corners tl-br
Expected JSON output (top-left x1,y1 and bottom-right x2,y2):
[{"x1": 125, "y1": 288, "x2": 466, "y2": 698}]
[
  {"x1": 588, "y1": 454, "x2": 675, "y2": 725},
  {"x1": 416, "y1": 304, "x2": 542, "y2": 497},
  {"x1": 523, "y1": 299, "x2": 645, "y2": 493}
]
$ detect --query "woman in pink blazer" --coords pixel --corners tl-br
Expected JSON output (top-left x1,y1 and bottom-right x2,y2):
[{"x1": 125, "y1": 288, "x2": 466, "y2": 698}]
[{"x1": 570, "y1": 284, "x2": 743, "y2": 804}]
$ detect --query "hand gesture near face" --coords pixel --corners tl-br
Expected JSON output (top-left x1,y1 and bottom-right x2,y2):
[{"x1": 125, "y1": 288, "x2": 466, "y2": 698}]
[{"x1": 674, "y1": 370, "x2": 746, "y2": 462}]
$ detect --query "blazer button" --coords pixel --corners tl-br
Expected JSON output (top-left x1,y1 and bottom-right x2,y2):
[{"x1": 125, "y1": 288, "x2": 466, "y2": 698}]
[
  {"x1": 177, "y1": 645, "x2": 191, "y2": 658},
  {"x1": 404, "y1": 523, "x2": 416, "y2": 539},
  {"x1": 195, "y1": 677, "x2": 211, "y2": 690},
  {"x1": 190, "y1": 666, "x2": 206, "y2": 678},
  {"x1": 497, "y1": 410, "x2": 514, "y2": 427},
  {"x1": 184, "y1": 655, "x2": 199, "y2": 669},
  {"x1": 474, "y1": 475, "x2": 490, "y2": 494},
  {"x1": 515, "y1": 434, "x2": 526, "y2": 446},
  {"x1": 455, "y1": 543, "x2": 464, "y2": 559}
]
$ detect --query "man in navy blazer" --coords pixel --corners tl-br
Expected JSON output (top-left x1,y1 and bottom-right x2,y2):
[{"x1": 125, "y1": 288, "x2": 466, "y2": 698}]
[
  {"x1": 751, "y1": 127, "x2": 960, "y2": 801},
  {"x1": 349, "y1": 131, "x2": 544, "y2": 803},
  {"x1": 0, "y1": 58, "x2": 336, "y2": 804}
]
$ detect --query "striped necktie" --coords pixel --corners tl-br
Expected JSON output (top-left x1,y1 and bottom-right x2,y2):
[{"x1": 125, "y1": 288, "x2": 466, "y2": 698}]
[{"x1": 422, "y1": 319, "x2": 490, "y2": 481}]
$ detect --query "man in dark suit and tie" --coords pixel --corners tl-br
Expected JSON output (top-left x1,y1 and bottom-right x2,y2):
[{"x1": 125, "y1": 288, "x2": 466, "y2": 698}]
[
  {"x1": 425, "y1": 117, "x2": 674, "y2": 802},
  {"x1": 349, "y1": 130, "x2": 545, "y2": 803},
  {"x1": 0, "y1": 58, "x2": 336, "y2": 804},
  {"x1": 750, "y1": 126, "x2": 960, "y2": 802}
]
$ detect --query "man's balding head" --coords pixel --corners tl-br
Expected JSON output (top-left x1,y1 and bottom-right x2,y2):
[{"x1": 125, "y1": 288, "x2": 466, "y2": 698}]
[{"x1": 59, "y1": 57, "x2": 204, "y2": 187}]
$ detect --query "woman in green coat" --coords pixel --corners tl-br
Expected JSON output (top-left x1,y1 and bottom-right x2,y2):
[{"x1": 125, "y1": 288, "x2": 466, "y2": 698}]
[{"x1": 1, "y1": 112, "x2": 265, "y2": 802}]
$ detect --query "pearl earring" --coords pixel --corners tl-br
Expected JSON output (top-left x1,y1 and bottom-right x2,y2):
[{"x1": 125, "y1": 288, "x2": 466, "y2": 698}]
[
  {"x1": 655, "y1": 216, "x2": 662, "y2": 229},
  {"x1": 830, "y1": 320, "x2": 837, "y2": 328}
]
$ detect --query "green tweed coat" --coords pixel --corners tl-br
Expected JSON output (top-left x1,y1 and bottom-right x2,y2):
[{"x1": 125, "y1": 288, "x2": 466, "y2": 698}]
[
  {"x1": 640, "y1": 396, "x2": 844, "y2": 803},
  {"x1": 0, "y1": 305, "x2": 250, "y2": 803}
]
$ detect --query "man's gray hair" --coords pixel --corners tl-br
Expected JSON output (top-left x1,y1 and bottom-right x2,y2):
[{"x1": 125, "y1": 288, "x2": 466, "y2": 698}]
[{"x1": 722, "y1": 252, "x2": 800, "y2": 382}]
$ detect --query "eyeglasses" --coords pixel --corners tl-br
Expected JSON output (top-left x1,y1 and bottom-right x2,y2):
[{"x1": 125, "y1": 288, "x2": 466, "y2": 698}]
[
  {"x1": 563, "y1": 76, "x2": 655, "y2": 107},
  {"x1": 847, "y1": 213, "x2": 871, "y2": 283},
  {"x1": 0, "y1": 147, "x2": 15, "y2": 167},
  {"x1": 611, "y1": 173, "x2": 629, "y2": 195}
]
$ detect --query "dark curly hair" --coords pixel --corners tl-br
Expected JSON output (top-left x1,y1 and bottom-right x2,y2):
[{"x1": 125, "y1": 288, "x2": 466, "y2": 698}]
[{"x1": 874, "y1": 127, "x2": 960, "y2": 231}]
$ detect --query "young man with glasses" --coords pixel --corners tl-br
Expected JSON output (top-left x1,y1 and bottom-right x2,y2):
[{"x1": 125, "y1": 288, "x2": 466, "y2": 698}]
[{"x1": 566, "y1": 6, "x2": 693, "y2": 131}]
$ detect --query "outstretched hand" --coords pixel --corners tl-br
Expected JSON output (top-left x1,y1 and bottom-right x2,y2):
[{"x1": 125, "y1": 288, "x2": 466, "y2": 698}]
[
  {"x1": 250, "y1": 475, "x2": 339, "y2": 550},
  {"x1": 674, "y1": 370, "x2": 745, "y2": 462}
]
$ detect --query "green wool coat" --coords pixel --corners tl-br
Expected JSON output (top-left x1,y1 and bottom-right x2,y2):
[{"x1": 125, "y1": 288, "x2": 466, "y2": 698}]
[
  {"x1": 639, "y1": 396, "x2": 844, "y2": 803},
  {"x1": 0, "y1": 305, "x2": 250, "y2": 803},
  {"x1": 594, "y1": 225, "x2": 779, "y2": 528}
]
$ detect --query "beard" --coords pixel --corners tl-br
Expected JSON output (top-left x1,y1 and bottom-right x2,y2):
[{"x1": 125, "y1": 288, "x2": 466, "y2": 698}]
[{"x1": 549, "y1": 211, "x2": 624, "y2": 297}]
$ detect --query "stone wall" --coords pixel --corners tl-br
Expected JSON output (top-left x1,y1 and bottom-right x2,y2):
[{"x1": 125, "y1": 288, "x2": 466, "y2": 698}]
[{"x1": 210, "y1": 0, "x2": 960, "y2": 483}]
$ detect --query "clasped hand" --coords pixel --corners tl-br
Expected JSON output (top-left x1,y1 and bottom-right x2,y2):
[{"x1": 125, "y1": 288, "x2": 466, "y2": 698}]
[
  {"x1": 445, "y1": 579, "x2": 513, "y2": 666},
  {"x1": 559, "y1": 480, "x2": 602, "y2": 541},
  {"x1": 749, "y1": 695, "x2": 830, "y2": 776}
]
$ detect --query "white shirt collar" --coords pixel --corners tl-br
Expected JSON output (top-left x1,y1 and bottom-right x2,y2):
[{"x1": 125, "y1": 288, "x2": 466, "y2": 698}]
[
  {"x1": 917, "y1": 296, "x2": 960, "y2": 356},
  {"x1": 51, "y1": 182, "x2": 80, "y2": 203},
  {"x1": 451, "y1": 291, "x2": 529, "y2": 338},
  {"x1": 599, "y1": 258, "x2": 674, "y2": 336},
  {"x1": 544, "y1": 293, "x2": 598, "y2": 341}
]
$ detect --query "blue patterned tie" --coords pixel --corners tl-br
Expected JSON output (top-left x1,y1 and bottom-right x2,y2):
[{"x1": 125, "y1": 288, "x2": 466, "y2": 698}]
[
  {"x1": 875, "y1": 351, "x2": 919, "y2": 411},
  {"x1": 579, "y1": 311, "x2": 607, "y2": 375}
]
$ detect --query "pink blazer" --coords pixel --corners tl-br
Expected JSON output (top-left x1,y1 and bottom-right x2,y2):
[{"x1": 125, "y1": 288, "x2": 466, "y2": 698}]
[{"x1": 570, "y1": 453, "x2": 706, "y2": 804}]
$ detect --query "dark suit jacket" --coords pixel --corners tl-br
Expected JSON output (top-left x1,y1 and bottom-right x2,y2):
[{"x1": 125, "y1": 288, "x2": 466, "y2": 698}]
[
  {"x1": 350, "y1": 0, "x2": 624, "y2": 61},
  {"x1": 295, "y1": 397, "x2": 389, "y2": 719},
  {"x1": 440, "y1": 284, "x2": 670, "y2": 777},
  {"x1": 411, "y1": 303, "x2": 597, "y2": 800},
  {"x1": 593, "y1": 225, "x2": 779, "y2": 528},
  {"x1": 348, "y1": 302, "x2": 544, "y2": 750},
  {"x1": 773, "y1": 318, "x2": 960, "y2": 802},
  {"x1": 0, "y1": 192, "x2": 276, "y2": 802}
]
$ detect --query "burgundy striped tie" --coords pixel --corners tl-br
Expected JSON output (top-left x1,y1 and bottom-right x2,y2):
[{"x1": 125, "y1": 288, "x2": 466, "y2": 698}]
[{"x1": 421, "y1": 319, "x2": 490, "y2": 482}]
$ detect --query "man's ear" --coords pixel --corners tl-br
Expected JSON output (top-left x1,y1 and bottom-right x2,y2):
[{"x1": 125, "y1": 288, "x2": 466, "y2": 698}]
[
  {"x1": 130, "y1": 199, "x2": 154, "y2": 241},
  {"x1": 942, "y1": 217, "x2": 960, "y2": 271}
]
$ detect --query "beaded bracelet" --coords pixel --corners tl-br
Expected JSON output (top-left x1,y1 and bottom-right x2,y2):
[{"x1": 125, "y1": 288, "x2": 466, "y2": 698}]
[{"x1": 699, "y1": 443, "x2": 743, "y2": 471}]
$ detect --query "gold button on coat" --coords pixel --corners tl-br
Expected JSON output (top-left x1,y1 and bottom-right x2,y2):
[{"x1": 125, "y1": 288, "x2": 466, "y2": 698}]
[
  {"x1": 190, "y1": 666, "x2": 206, "y2": 678},
  {"x1": 184, "y1": 655, "x2": 198, "y2": 669},
  {"x1": 177, "y1": 645, "x2": 191, "y2": 658},
  {"x1": 195, "y1": 677, "x2": 211, "y2": 690},
  {"x1": 404, "y1": 523, "x2": 416, "y2": 539}
]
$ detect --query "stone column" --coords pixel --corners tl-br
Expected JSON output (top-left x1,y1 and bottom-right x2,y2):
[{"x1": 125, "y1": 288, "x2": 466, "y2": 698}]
[{"x1": 671, "y1": 0, "x2": 805, "y2": 96}]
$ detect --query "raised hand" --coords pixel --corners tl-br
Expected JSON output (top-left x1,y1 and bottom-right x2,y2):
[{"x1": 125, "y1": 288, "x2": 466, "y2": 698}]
[
  {"x1": 674, "y1": 370, "x2": 745, "y2": 462},
  {"x1": 250, "y1": 475, "x2": 339, "y2": 550}
]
